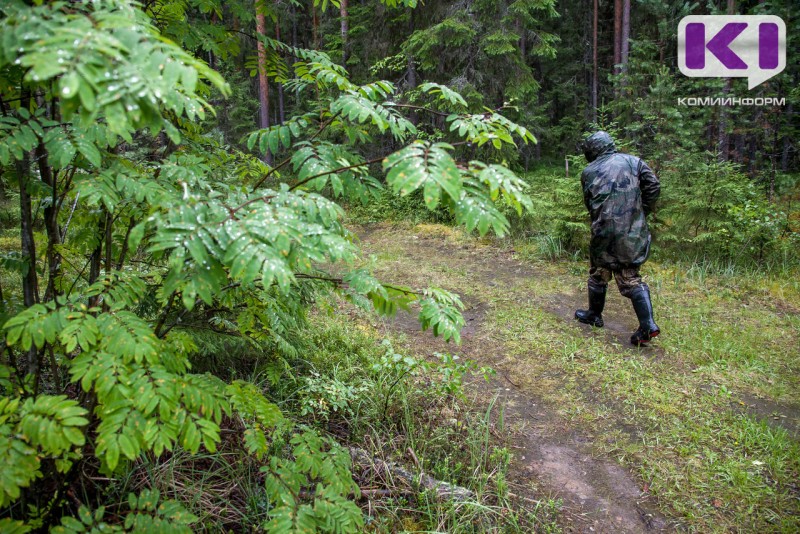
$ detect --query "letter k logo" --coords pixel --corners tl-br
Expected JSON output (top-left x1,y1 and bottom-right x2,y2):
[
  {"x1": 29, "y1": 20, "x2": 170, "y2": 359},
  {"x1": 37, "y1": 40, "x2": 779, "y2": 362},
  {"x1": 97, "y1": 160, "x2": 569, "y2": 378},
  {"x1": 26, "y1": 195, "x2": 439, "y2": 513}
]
[
  {"x1": 678, "y1": 15, "x2": 786, "y2": 89},
  {"x1": 686, "y1": 22, "x2": 748, "y2": 69}
]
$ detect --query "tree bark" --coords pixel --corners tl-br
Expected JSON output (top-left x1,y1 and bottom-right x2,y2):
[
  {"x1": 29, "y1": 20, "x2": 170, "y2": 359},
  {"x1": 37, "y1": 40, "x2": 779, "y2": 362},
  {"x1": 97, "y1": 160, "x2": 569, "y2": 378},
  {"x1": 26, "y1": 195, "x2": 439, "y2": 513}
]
[
  {"x1": 17, "y1": 146, "x2": 40, "y2": 384},
  {"x1": 291, "y1": 2, "x2": 298, "y2": 58},
  {"x1": 312, "y1": 2, "x2": 319, "y2": 50},
  {"x1": 407, "y1": 10, "x2": 418, "y2": 125},
  {"x1": 769, "y1": 121, "x2": 778, "y2": 202},
  {"x1": 592, "y1": 0, "x2": 598, "y2": 122},
  {"x1": 733, "y1": 131, "x2": 745, "y2": 165},
  {"x1": 291, "y1": 2, "x2": 300, "y2": 104},
  {"x1": 89, "y1": 214, "x2": 105, "y2": 287},
  {"x1": 340, "y1": 0, "x2": 349, "y2": 65},
  {"x1": 583, "y1": 0, "x2": 592, "y2": 124},
  {"x1": 7, "y1": 91, "x2": 39, "y2": 311},
  {"x1": 17, "y1": 153, "x2": 38, "y2": 309},
  {"x1": 717, "y1": 0, "x2": 735, "y2": 162},
  {"x1": 781, "y1": 101, "x2": 793, "y2": 172},
  {"x1": 256, "y1": 6, "x2": 272, "y2": 164},
  {"x1": 275, "y1": 7, "x2": 285, "y2": 125},
  {"x1": 209, "y1": 10, "x2": 218, "y2": 70},
  {"x1": 613, "y1": 0, "x2": 622, "y2": 75},
  {"x1": 35, "y1": 141, "x2": 62, "y2": 302},
  {"x1": 620, "y1": 0, "x2": 630, "y2": 82}
]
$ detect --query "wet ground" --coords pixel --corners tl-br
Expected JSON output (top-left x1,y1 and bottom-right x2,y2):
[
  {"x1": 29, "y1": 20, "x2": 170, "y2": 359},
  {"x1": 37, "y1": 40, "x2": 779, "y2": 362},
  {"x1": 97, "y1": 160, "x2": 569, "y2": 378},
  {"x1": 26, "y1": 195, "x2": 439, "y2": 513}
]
[{"x1": 358, "y1": 224, "x2": 673, "y2": 533}]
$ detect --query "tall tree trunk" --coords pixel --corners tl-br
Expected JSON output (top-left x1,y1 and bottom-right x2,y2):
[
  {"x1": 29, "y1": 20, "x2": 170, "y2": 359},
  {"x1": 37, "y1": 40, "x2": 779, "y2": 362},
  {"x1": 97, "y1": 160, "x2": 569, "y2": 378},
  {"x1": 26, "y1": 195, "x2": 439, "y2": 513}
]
[
  {"x1": 5, "y1": 90, "x2": 39, "y2": 311},
  {"x1": 769, "y1": 121, "x2": 778, "y2": 202},
  {"x1": 592, "y1": 0, "x2": 598, "y2": 122},
  {"x1": 36, "y1": 141, "x2": 62, "y2": 302},
  {"x1": 17, "y1": 148, "x2": 40, "y2": 383},
  {"x1": 312, "y1": 2, "x2": 319, "y2": 50},
  {"x1": 88, "y1": 218, "x2": 103, "y2": 287},
  {"x1": 256, "y1": 7, "x2": 272, "y2": 164},
  {"x1": 620, "y1": 0, "x2": 630, "y2": 88},
  {"x1": 17, "y1": 149, "x2": 41, "y2": 382},
  {"x1": 209, "y1": 10, "x2": 218, "y2": 70},
  {"x1": 291, "y1": 2, "x2": 298, "y2": 57},
  {"x1": 583, "y1": 0, "x2": 592, "y2": 124},
  {"x1": 717, "y1": 0, "x2": 735, "y2": 162},
  {"x1": 291, "y1": 2, "x2": 300, "y2": 105},
  {"x1": 613, "y1": 0, "x2": 622, "y2": 75},
  {"x1": 17, "y1": 154, "x2": 38, "y2": 310},
  {"x1": 734, "y1": 131, "x2": 745, "y2": 165},
  {"x1": 781, "y1": 101, "x2": 793, "y2": 172},
  {"x1": 747, "y1": 130, "x2": 758, "y2": 175},
  {"x1": 275, "y1": 7, "x2": 285, "y2": 125},
  {"x1": 340, "y1": 0, "x2": 349, "y2": 65},
  {"x1": 407, "y1": 10, "x2": 418, "y2": 125}
]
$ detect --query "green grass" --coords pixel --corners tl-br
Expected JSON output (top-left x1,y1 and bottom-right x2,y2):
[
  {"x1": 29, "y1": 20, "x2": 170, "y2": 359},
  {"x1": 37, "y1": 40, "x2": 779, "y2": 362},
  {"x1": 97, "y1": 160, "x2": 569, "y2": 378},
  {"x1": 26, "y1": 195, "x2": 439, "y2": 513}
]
[
  {"x1": 294, "y1": 303, "x2": 560, "y2": 533},
  {"x1": 104, "y1": 295, "x2": 559, "y2": 533},
  {"x1": 512, "y1": 271, "x2": 800, "y2": 531},
  {"x1": 356, "y1": 221, "x2": 800, "y2": 533}
]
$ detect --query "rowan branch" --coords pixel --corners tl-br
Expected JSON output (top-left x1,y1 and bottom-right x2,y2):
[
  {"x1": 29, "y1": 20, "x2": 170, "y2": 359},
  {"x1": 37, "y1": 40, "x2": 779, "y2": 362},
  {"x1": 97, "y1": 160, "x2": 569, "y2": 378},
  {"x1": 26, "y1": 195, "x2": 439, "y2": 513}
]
[
  {"x1": 250, "y1": 111, "x2": 343, "y2": 192},
  {"x1": 288, "y1": 155, "x2": 384, "y2": 192},
  {"x1": 385, "y1": 103, "x2": 451, "y2": 117}
]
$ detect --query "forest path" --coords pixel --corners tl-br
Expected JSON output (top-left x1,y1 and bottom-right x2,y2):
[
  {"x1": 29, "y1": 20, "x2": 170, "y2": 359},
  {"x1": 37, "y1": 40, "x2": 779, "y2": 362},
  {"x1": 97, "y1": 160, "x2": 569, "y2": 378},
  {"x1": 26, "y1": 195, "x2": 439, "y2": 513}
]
[{"x1": 355, "y1": 222, "x2": 673, "y2": 533}]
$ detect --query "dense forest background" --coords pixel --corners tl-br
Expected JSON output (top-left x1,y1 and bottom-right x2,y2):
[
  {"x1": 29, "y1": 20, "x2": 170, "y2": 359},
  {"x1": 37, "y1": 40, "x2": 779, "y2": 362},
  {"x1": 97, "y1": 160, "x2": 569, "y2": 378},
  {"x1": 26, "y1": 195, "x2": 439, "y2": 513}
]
[
  {"x1": 0, "y1": 0, "x2": 798, "y2": 532},
  {"x1": 208, "y1": 0, "x2": 800, "y2": 266}
]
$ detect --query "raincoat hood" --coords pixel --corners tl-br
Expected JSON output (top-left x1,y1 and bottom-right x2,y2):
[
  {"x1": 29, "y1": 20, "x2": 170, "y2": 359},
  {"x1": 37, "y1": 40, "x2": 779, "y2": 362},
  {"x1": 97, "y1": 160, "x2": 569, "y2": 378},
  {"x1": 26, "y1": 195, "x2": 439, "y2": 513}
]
[{"x1": 582, "y1": 131, "x2": 616, "y2": 162}]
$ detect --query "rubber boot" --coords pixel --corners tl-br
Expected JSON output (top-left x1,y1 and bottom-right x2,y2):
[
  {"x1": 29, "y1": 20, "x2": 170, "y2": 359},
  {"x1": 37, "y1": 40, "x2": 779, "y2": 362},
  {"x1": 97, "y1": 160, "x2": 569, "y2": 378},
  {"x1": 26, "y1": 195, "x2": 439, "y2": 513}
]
[
  {"x1": 575, "y1": 286, "x2": 606, "y2": 328},
  {"x1": 629, "y1": 285, "x2": 660, "y2": 346}
]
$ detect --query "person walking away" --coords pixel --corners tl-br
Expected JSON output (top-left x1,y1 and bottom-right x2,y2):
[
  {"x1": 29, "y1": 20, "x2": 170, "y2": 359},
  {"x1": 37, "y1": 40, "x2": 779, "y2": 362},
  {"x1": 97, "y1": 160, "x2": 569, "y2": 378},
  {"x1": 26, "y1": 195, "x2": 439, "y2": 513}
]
[{"x1": 574, "y1": 131, "x2": 661, "y2": 346}]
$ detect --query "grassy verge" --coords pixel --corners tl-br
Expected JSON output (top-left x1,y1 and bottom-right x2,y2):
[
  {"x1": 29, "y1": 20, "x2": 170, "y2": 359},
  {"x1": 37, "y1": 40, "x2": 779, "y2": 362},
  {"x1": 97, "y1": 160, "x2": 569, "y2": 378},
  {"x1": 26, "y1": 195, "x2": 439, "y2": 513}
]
[
  {"x1": 355, "y1": 221, "x2": 800, "y2": 532},
  {"x1": 100, "y1": 295, "x2": 559, "y2": 532}
]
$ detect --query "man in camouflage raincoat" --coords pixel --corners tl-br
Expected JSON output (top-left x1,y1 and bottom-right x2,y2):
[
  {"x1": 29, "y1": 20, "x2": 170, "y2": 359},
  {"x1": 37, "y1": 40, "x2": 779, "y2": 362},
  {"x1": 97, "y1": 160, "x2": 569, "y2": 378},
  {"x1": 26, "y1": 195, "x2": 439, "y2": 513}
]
[{"x1": 574, "y1": 131, "x2": 661, "y2": 345}]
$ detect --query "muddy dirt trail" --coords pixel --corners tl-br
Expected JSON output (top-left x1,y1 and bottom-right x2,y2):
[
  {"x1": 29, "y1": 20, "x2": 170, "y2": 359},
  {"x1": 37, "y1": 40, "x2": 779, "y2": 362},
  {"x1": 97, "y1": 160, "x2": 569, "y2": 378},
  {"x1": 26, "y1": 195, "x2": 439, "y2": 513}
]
[{"x1": 356, "y1": 224, "x2": 673, "y2": 533}]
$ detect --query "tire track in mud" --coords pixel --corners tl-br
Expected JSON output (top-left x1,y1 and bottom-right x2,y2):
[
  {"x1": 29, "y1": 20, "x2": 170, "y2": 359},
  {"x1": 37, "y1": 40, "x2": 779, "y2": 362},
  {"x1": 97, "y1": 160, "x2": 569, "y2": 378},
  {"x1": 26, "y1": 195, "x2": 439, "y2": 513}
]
[{"x1": 356, "y1": 224, "x2": 671, "y2": 533}]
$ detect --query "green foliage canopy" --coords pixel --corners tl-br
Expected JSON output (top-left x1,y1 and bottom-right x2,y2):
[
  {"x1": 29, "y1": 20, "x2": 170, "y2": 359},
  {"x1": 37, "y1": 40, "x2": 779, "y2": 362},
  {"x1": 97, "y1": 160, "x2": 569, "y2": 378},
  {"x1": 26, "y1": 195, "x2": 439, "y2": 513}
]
[{"x1": 0, "y1": 0, "x2": 535, "y2": 530}]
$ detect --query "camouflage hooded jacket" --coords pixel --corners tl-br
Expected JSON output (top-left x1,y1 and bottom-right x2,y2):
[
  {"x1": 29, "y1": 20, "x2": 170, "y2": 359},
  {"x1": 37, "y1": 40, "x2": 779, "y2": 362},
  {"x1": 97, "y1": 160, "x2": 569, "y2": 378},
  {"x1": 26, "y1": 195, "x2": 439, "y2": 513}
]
[{"x1": 580, "y1": 132, "x2": 660, "y2": 269}]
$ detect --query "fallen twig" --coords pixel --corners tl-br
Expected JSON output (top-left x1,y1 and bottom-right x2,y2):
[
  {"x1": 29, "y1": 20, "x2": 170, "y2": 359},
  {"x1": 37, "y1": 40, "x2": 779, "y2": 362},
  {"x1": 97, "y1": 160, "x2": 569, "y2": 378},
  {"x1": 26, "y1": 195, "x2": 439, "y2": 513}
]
[{"x1": 349, "y1": 446, "x2": 476, "y2": 502}]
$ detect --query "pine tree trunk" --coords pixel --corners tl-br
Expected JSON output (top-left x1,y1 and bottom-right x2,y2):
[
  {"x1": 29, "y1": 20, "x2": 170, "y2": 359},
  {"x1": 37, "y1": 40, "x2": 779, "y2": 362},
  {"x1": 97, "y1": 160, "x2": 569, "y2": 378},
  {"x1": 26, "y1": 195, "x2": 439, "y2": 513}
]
[
  {"x1": 516, "y1": 18, "x2": 527, "y2": 58},
  {"x1": 312, "y1": 2, "x2": 319, "y2": 50},
  {"x1": 781, "y1": 101, "x2": 792, "y2": 171},
  {"x1": 209, "y1": 10, "x2": 218, "y2": 70},
  {"x1": 769, "y1": 123, "x2": 778, "y2": 202},
  {"x1": 407, "y1": 10, "x2": 418, "y2": 125},
  {"x1": 620, "y1": 0, "x2": 630, "y2": 83},
  {"x1": 747, "y1": 131, "x2": 758, "y2": 176},
  {"x1": 613, "y1": 0, "x2": 622, "y2": 75},
  {"x1": 291, "y1": 2, "x2": 300, "y2": 105},
  {"x1": 275, "y1": 8, "x2": 285, "y2": 125},
  {"x1": 256, "y1": 7, "x2": 272, "y2": 164},
  {"x1": 717, "y1": 101, "x2": 729, "y2": 162},
  {"x1": 592, "y1": 0, "x2": 598, "y2": 122},
  {"x1": 717, "y1": 0, "x2": 735, "y2": 162},
  {"x1": 583, "y1": 0, "x2": 592, "y2": 124},
  {"x1": 291, "y1": 2, "x2": 298, "y2": 56},
  {"x1": 734, "y1": 132, "x2": 745, "y2": 164},
  {"x1": 340, "y1": 0, "x2": 349, "y2": 65}
]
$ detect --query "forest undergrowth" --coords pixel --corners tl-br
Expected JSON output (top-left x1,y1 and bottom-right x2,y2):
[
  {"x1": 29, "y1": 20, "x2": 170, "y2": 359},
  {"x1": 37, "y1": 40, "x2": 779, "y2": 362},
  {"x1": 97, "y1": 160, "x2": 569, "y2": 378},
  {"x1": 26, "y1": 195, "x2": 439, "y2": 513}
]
[
  {"x1": 346, "y1": 214, "x2": 800, "y2": 533},
  {"x1": 1, "y1": 0, "x2": 798, "y2": 532}
]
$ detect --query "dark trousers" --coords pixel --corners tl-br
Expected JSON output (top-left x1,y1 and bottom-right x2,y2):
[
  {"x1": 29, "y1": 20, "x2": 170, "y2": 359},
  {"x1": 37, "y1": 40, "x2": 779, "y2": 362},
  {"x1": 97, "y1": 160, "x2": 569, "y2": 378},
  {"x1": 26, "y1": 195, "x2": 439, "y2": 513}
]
[{"x1": 587, "y1": 266, "x2": 646, "y2": 299}]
